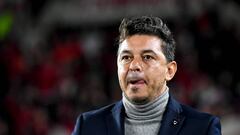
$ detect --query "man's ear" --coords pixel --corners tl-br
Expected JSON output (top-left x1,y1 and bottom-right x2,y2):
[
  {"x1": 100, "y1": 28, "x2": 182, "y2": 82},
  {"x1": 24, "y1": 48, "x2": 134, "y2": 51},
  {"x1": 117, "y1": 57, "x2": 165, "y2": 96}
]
[{"x1": 166, "y1": 61, "x2": 177, "y2": 81}]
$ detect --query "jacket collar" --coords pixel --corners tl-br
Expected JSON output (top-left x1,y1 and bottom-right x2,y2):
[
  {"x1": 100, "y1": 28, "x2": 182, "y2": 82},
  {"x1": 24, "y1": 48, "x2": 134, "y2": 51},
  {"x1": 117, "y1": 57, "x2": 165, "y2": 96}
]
[
  {"x1": 158, "y1": 95, "x2": 185, "y2": 135},
  {"x1": 106, "y1": 95, "x2": 185, "y2": 135},
  {"x1": 106, "y1": 101, "x2": 125, "y2": 135}
]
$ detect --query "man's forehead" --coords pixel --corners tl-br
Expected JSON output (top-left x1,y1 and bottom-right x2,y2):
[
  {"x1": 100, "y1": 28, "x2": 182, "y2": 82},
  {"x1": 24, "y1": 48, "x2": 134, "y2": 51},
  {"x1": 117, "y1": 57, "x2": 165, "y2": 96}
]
[{"x1": 118, "y1": 35, "x2": 163, "y2": 54}]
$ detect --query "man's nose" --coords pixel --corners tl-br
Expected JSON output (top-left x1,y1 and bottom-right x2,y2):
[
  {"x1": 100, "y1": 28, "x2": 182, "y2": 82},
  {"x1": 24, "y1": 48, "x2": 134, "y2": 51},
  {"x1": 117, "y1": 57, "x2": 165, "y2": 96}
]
[{"x1": 129, "y1": 58, "x2": 142, "y2": 72}]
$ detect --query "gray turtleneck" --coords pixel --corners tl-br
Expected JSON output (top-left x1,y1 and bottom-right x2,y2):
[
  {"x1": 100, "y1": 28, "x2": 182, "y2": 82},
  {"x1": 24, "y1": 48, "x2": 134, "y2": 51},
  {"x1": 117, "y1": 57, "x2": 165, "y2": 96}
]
[{"x1": 122, "y1": 87, "x2": 169, "y2": 135}]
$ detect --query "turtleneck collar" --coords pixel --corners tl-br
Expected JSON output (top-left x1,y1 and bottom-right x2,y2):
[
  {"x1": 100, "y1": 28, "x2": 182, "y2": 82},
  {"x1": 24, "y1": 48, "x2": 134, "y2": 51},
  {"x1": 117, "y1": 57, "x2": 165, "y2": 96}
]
[{"x1": 122, "y1": 87, "x2": 169, "y2": 121}]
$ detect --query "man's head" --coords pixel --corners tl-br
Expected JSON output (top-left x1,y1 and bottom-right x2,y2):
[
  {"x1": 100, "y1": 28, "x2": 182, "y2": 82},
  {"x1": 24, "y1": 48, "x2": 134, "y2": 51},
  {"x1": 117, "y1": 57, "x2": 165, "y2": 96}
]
[
  {"x1": 118, "y1": 15, "x2": 176, "y2": 63},
  {"x1": 117, "y1": 16, "x2": 177, "y2": 104}
]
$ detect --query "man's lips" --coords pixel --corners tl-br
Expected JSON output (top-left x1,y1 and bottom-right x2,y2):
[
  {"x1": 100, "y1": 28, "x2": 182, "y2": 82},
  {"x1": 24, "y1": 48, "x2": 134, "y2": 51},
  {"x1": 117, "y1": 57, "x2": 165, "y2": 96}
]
[
  {"x1": 128, "y1": 79, "x2": 146, "y2": 85},
  {"x1": 126, "y1": 73, "x2": 146, "y2": 85},
  {"x1": 127, "y1": 75, "x2": 146, "y2": 85}
]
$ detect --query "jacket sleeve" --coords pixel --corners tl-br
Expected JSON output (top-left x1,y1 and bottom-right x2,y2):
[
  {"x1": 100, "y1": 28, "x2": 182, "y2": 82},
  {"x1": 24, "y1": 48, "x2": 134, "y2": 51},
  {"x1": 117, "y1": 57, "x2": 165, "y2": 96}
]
[
  {"x1": 72, "y1": 115, "x2": 83, "y2": 135},
  {"x1": 207, "y1": 116, "x2": 222, "y2": 135}
]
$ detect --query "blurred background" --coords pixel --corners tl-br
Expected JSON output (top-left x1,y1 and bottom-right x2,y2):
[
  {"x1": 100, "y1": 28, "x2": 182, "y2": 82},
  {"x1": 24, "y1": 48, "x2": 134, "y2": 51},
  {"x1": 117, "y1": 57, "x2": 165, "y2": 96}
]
[{"x1": 0, "y1": 0, "x2": 240, "y2": 135}]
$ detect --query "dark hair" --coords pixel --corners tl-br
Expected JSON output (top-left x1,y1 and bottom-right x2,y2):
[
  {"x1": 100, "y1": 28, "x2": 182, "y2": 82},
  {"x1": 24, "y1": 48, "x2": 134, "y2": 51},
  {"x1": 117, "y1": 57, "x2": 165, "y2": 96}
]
[{"x1": 118, "y1": 16, "x2": 176, "y2": 62}]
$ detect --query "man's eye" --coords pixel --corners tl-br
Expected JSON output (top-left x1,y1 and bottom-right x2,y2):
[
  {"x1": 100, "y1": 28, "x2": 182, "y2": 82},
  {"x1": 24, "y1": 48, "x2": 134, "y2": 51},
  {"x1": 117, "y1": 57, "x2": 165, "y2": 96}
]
[
  {"x1": 143, "y1": 55, "x2": 153, "y2": 60},
  {"x1": 122, "y1": 56, "x2": 131, "y2": 60}
]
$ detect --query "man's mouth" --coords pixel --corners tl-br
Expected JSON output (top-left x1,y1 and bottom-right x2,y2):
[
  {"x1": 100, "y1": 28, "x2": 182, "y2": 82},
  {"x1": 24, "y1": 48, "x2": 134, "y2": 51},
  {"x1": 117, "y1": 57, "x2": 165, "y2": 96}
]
[
  {"x1": 126, "y1": 73, "x2": 146, "y2": 86},
  {"x1": 129, "y1": 79, "x2": 145, "y2": 85}
]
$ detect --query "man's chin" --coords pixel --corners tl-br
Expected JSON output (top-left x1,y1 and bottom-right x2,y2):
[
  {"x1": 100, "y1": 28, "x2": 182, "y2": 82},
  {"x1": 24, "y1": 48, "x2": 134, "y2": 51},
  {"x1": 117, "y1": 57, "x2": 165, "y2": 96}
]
[{"x1": 128, "y1": 96, "x2": 149, "y2": 105}]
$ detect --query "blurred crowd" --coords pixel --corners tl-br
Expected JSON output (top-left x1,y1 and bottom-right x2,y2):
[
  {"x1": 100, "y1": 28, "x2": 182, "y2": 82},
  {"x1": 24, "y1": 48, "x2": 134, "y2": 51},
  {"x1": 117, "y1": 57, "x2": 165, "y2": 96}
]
[{"x1": 1, "y1": 0, "x2": 240, "y2": 135}]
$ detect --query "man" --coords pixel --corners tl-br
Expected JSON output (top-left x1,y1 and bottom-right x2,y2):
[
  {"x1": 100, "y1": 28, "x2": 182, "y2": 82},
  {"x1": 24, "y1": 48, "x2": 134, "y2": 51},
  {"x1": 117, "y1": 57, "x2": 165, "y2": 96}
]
[{"x1": 72, "y1": 16, "x2": 222, "y2": 135}]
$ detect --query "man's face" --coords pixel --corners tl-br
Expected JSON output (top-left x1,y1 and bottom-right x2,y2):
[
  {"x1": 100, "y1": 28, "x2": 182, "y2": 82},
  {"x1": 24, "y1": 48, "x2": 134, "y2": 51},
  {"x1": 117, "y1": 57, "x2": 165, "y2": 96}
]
[{"x1": 117, "y1": 35, "x2": 177, "y2": 104}]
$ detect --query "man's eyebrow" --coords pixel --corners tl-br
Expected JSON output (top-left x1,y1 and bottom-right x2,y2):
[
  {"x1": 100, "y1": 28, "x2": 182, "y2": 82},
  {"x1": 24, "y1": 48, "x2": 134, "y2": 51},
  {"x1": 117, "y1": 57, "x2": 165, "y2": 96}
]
[
  {"x1": 141, "y1": 50, "x2": 158, "y2": 55},
  {"x1": 118, "y1": 49, "x2": 158, "y2": 56},
  {"x1": 118, "y1": 50, "x2": 132, "y2": 55}
]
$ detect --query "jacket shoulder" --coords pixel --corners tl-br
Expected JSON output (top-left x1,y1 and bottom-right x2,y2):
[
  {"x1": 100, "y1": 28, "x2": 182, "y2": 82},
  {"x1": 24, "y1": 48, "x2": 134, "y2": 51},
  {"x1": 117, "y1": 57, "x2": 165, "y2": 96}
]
[
  {"x1": 82, "y1": 101, "x2": 120, "y2": 119},
  {"x1": 180, "y1": 103, "x2": 218, "y2": 120},
  {"x1": 72, "y1": 101, "x2": 122, "y2": 135},
  {"x1": 179, "y1": 104, "x2": 221, "y2": 134},
  {"x1": 166, "y1": 96, "x2": 221, "y2": 134},
  {"x1": 168, "y1": 96, "x2": 218, "y2": 120}
]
